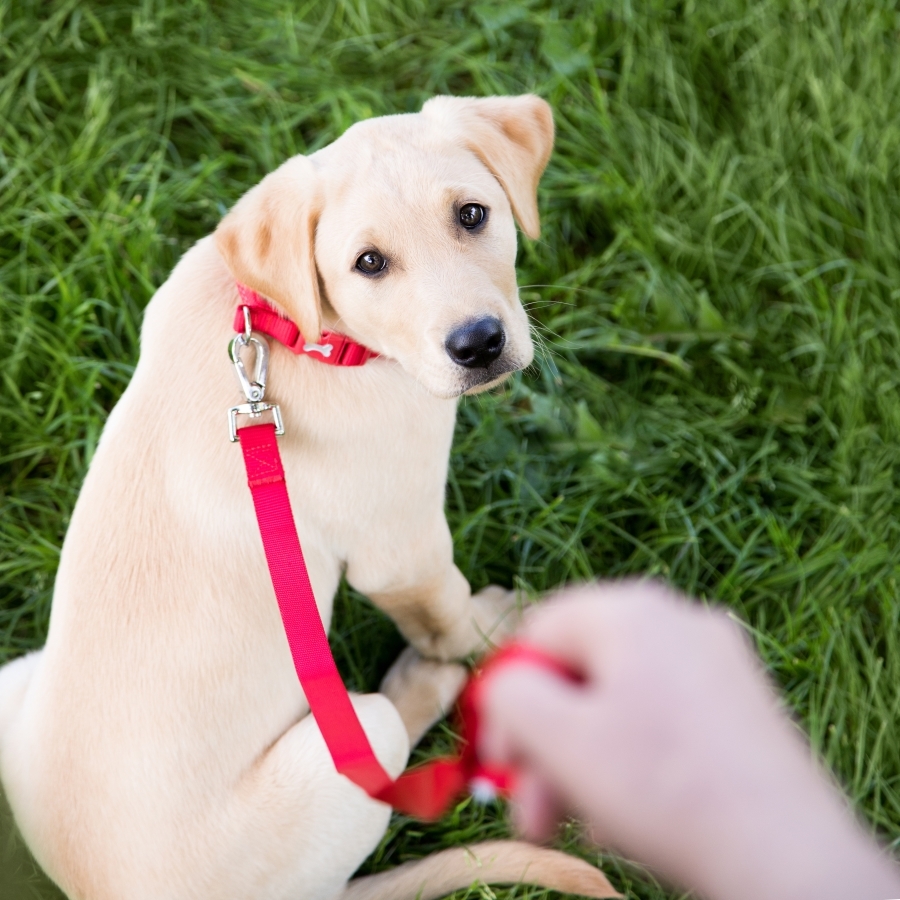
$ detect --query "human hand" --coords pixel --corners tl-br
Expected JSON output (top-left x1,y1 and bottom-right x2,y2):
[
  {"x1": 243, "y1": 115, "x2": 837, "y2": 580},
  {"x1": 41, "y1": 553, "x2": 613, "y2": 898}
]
[{"x1": 479, "y1": 580, "x2": 900, "y2": 900}]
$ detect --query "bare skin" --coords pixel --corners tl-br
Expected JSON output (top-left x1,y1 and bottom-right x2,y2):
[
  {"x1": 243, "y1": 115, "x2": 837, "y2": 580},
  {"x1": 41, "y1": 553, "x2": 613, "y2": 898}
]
[{"x1": 480, "y1": 581, "x2": 900, "y2": 900}]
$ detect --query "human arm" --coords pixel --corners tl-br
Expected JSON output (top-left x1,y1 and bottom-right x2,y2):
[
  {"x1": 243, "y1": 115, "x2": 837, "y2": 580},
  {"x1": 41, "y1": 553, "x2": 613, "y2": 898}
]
[{"x1": 479, "y1": 581, "x2": 900, "y2": 900}]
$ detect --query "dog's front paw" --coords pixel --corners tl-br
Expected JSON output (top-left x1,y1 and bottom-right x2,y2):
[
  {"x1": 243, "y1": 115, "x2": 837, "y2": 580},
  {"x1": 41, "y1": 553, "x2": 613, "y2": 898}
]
[
  {"x1": 380, "y1": 646, "x2": 468, "y2": 746},
  {"x1": 403, "y1": 584, "x2": 525, "y2": 662},
  {"x1": 470, "y1": 584, "x2": 523, "y2": 654}
]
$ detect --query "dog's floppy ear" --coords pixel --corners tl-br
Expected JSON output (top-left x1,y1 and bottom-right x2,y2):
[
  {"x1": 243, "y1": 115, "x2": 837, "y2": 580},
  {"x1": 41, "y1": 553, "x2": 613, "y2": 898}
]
[
  {"x1": 215, "y1": 155, "x2": 323, "y2": 341},
  {"x1": 422, "y1": 94, "x2": 554, "y2": 239}
]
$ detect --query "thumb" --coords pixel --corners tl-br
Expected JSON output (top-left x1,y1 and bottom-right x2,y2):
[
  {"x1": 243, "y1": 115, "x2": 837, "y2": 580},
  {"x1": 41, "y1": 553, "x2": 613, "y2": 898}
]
[{"x1": 479, "y1": 663, "x2": 595, "y2": 805}]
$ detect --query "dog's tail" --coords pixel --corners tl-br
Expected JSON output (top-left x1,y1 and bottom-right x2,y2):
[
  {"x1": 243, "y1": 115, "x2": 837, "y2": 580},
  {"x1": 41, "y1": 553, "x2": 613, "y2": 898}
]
[{"x1": 340, "y1": 840, "x2": 621, "y2": 900}]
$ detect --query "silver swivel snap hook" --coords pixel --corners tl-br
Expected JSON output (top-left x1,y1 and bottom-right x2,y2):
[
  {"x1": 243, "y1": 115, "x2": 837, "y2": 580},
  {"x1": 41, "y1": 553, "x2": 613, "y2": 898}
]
[
  {"x1": 227, "y1": 306, "x2": 284, "y2": 442},
  {"x1": 229, "y1": 331, "x2": 269, "y2": 403}
]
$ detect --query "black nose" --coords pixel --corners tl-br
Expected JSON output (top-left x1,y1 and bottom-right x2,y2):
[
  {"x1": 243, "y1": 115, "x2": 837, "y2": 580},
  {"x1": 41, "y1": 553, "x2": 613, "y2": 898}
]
[{"x1": 445, "y1": 317, "x2": 506, "y2": 369}]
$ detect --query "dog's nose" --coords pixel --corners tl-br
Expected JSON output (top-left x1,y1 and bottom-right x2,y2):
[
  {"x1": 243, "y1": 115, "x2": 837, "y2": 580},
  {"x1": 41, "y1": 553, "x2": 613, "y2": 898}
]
[{"x1": 445, "y1": 317, "x2": 506, "y2": 369}]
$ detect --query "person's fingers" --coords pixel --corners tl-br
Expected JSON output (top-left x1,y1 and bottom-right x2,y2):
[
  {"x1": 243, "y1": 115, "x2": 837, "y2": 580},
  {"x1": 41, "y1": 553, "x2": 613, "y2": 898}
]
[
  {"x1": 510, "y1": 768, "x2": 564, "y2": 843},
  {"x1": 479, "y1": 663, "x2": 597, "y2": 806}
]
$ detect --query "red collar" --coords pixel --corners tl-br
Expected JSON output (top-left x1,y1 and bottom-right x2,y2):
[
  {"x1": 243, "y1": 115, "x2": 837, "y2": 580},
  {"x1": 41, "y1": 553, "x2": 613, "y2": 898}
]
[{"x1": 234, "y1": 284, "x2": 378, "y2": 367}]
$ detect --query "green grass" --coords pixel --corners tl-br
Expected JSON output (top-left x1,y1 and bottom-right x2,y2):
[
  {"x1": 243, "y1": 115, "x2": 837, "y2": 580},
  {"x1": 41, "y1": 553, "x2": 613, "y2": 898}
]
[{"x1": 2, "y1": 0, "x2": 900, "y2": 897}]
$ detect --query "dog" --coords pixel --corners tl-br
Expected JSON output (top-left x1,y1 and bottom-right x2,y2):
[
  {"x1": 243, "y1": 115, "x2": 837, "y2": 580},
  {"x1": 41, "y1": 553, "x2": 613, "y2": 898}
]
[{"x1": 0, "y1": 94, "x2": 618, "y2": 900}]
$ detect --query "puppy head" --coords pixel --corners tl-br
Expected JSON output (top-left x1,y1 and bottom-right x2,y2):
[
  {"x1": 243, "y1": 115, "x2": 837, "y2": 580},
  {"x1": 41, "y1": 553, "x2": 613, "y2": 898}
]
[{"x1": 215, "y1": 94, "x2": 554, "y2": 398}]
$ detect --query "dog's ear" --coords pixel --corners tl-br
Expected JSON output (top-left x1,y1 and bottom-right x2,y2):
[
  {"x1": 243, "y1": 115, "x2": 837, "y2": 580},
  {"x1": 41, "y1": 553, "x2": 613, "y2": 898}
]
[
  {"x1": 422, "y1": 94, "x2": 554, "y2": 239},
  {"x1": 215, "y1": 155, "x2": 323, "y2": 341}
]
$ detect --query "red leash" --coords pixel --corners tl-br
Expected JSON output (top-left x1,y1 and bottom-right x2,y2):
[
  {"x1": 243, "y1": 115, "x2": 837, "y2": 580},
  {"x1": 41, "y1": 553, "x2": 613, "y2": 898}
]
[{"x1": 228, "y1": 292, "x2": 568, "y2": 820}]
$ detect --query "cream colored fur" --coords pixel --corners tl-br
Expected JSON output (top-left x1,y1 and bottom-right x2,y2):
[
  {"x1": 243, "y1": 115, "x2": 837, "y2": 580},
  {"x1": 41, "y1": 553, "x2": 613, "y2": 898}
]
[{"x1": 0, "y1": 95, "x2": 617, "y2": 900}]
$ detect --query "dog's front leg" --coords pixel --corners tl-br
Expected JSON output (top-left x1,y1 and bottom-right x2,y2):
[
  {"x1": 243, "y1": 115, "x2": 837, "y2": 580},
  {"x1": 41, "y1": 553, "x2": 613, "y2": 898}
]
[
  {"x1": 346, "y1": 515, "x2": 521, "y2": 661},
  {"x1": 372, "y1": 569, "x2": 519, "y2": 661}
]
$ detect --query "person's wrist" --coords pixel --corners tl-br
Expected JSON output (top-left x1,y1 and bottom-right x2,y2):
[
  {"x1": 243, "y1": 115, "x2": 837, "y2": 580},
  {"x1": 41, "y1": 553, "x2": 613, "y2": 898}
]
[{"x1": 690, "y1": 765, "x2": 899, "y2": 900}]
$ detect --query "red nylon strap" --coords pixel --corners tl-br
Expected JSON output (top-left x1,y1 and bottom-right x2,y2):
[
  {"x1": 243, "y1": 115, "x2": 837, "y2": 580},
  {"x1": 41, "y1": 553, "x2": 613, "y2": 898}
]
[
  {"x1": 235, "y1": 284, "x2": 378, "y2": 366},
  {"x1": 238, "y1": 423, "x2": 393, "y2": 795},
  {"x1": 237, "y1": 422, "x2": 467, "y2": 818}
]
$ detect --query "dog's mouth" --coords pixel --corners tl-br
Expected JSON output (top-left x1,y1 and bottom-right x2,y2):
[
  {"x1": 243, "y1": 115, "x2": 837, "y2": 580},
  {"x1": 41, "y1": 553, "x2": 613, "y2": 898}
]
[{"x1": 457, "y1": 358, "x2": 521, "y2": 396}]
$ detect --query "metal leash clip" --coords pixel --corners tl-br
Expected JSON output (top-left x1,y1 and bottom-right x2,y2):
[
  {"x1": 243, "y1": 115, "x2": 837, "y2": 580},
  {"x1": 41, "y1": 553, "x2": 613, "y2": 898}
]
[{"x1": 228, "y1": 306, "x2": 285, "y2": 442}]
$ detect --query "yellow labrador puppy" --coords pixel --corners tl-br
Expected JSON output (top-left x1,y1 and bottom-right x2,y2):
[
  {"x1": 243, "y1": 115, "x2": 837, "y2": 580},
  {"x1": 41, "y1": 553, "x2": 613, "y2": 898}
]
[{"x1": 0, "y1": 95, "x2": 617, "y2": 900}]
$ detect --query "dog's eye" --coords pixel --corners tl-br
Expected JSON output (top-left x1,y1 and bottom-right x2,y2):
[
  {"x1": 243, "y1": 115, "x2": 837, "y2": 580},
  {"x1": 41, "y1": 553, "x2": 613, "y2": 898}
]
[
  {"x1": 459, "y1": 204, "x2": 485, "y2": 229},
  {"x1": 355, "y1": 250, "x2": 386, "y2": 275}
]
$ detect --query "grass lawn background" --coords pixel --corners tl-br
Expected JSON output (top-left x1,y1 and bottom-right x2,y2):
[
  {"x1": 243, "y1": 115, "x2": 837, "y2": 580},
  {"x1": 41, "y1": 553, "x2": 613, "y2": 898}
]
[{"x1": 2, "y1": 0, "x2": 900, "y2": 897}]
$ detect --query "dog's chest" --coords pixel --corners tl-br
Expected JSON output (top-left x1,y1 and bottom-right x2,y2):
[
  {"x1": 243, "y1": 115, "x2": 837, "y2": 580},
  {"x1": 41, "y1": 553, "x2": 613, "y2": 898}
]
[{"x1": 272, "y1": 357, "x2": 459, "y2": 535}]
